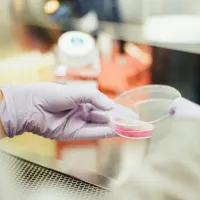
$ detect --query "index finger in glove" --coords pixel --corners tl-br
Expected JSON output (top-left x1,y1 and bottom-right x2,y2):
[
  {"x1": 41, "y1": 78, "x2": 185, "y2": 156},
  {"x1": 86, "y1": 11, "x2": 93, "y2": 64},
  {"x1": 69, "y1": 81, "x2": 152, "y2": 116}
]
[
  {"x1": 41, "y1": 83, "x2": 114, "y2": 112},
  {"x1": 87, "y1": 109, "x2": 108, "y2": 124},
  {"x1": 68, "y1": 88, "x2": 114, "y2": 111}
]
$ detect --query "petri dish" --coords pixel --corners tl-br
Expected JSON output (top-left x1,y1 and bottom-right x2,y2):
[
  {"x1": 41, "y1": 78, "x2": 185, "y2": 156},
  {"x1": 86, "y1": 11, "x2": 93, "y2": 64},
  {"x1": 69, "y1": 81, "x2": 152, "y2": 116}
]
[
  {"x1": 109, "y1": 120, "x2": 153, "y2": 139},
  {"x1": 108, "y1": 109, "x2": 154, "y2": 139},
  {"x1": 108, "y1": 85, "x2": 181, "y2": 139}
]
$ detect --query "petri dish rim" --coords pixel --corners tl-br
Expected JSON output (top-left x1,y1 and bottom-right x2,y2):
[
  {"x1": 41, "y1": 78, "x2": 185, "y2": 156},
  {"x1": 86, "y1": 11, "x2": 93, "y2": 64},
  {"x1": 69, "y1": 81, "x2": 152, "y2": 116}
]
[
  {"x1": 108, "y1": 85, "x2": 181, "y2": 128},
  {"x1": 114, "y1": 84, "x2": 181, "y2": 102}
]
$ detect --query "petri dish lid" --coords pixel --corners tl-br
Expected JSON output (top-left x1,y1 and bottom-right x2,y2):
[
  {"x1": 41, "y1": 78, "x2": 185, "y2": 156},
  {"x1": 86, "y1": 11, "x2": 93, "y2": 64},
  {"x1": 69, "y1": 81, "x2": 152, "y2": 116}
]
[{"x1": 113, "y1": 85, "x2": 181, "y2": 124}]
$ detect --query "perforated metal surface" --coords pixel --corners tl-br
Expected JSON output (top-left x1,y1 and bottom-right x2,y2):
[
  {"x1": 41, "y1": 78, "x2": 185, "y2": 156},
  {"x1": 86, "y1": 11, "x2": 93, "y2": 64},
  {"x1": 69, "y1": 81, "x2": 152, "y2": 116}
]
[{"x1": 0, "y1": 151, "x2": 107, "y2": 200}]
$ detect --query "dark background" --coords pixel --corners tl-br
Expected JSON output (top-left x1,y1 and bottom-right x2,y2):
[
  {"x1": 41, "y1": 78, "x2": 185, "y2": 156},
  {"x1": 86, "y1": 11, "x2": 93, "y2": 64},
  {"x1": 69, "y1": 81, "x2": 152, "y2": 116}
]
[{"x1": 152, "y1": 47, "x2": 200, "y2": 103}]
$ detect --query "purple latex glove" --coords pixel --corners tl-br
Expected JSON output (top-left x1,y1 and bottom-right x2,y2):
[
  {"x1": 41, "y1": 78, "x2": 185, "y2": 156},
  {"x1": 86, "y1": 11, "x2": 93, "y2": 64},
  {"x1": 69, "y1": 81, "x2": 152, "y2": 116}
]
[
  {"x1": 169, "y1": 97, "x2": 200, "y2": 118},
  {"x1": 0, "y1": 82, "x2": 117, "y2": 140}
]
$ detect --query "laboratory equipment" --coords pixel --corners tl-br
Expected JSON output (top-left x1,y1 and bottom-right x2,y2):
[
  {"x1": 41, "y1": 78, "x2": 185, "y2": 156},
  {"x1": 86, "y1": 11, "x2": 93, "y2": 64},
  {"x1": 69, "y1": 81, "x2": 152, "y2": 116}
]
[
  {"x1": 0, "y1": 150, "x2": 108, "y2": 200},
  {"x1": 0, "y1": 131, "x2": 148, "y2": 199},
  {"x1": 56, "y1": 31, "x2": 100, "y2": 87},
  {"x1": 57, "y1": 31, "x2": 97, "y2": 68},
  {"x1": 108, "y1": 85, "x2": 181, "y2": 139}
]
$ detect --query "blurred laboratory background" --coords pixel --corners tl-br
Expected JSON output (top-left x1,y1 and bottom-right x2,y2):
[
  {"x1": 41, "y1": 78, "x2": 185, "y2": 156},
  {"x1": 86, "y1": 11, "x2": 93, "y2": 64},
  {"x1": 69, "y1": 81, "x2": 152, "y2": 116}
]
[{"x1": 0, "y1": 0, "x2": 200, "y2": 185}]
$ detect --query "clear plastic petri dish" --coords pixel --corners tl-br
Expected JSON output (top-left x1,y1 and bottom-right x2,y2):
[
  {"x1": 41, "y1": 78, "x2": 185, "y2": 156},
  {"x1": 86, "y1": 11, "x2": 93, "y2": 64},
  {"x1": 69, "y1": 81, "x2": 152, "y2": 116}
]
[
  {"x1": 108, "y1": 109, "x2": 154, "y2": 139},
  {"x1": 109, "y1": 120, "x2": 153, "y2": 139},
  {"x1": 108, "y1": 85, "x2": 181, "y2": 139}
]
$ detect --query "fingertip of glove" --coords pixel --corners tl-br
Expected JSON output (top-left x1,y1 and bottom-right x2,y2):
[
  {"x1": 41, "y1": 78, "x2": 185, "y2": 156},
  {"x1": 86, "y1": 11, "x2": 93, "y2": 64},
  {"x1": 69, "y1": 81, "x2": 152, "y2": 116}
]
[{"x1": 168, "y1": 97, "x2": 183, "y2": 115}]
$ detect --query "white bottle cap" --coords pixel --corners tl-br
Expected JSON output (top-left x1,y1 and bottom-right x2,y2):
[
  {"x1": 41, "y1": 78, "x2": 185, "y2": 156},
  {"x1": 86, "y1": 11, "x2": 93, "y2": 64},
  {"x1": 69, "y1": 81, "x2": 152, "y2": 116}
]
[{"x1": 58, "y1": 31, "x2": 96, "y2": 68}]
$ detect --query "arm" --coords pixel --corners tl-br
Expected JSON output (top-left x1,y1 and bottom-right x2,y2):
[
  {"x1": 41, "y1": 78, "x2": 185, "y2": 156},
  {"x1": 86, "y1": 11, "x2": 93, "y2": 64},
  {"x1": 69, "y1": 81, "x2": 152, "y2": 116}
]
[
  {"x1": 106, "y1": 118, "x2": 200, "y2": 200},
  {"x1": 0, "y1": 90, "x2": 7, "y2": 139},
  {"x1": 106, "y1": 99, "x2": 200, "y2": 200}
]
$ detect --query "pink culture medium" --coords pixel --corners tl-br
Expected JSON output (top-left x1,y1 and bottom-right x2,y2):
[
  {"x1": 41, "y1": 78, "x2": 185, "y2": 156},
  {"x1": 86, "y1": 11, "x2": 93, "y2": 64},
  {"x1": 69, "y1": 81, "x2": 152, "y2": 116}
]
[{"x1": 109, "y1": 123, "x2": 152, "y2": 139}]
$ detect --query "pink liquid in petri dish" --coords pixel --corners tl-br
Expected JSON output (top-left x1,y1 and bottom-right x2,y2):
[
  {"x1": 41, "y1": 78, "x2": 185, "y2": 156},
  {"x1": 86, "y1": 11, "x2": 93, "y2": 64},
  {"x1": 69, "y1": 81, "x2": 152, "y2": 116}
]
[{"x1": 112, "y1": 125, "x2": 152, "y2": 139}]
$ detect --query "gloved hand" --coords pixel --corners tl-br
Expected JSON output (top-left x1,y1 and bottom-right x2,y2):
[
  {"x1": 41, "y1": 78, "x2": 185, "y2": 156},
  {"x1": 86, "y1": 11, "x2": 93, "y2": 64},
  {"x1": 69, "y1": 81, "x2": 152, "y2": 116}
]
[
  {"x1": 0, "y1": 82, "x2": 117, "y2": 140},
  {"x1": 169, "y1": 97, "x2": 200, "y2": 118}
]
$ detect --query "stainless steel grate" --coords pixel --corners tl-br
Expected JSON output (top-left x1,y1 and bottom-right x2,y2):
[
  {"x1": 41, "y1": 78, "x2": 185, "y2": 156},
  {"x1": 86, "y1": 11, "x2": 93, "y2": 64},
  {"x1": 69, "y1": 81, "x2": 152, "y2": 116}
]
[{"x1": 0, "y1": 151, "x2": 107, "y2": 200}]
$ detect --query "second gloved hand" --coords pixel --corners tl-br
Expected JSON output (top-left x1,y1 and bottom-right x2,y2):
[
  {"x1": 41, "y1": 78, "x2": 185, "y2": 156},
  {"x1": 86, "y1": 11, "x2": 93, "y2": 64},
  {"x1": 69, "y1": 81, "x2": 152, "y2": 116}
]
[
  {"x1": 0, "y1": 83, "x2": 117, "y2": 140},
  {"x1": 169, "y1": 97, "x2": 200, "y2": 118}
]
